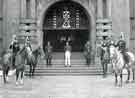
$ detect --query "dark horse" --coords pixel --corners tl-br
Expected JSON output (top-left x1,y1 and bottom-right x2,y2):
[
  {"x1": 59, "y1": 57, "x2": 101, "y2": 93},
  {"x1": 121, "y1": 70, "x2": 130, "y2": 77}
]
[
  {"x1": 26, "y1": 46, "x2": 42, "y2": 77},
  {"x1": 1, "y1": 50, "x2": 12, "y2": 83},
  {"x1": 100, "y1": 45, "x2": 110, "y2": 77},
  {"x1": 15, "y1": 46, "x2": 42, "y2": 85}
]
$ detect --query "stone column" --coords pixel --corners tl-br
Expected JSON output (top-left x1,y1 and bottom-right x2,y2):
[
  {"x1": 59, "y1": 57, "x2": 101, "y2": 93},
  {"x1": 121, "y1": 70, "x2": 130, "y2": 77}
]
[
  {"x1": 107, "y1": 0, "x2": 112, "y2": 19},
  {"x1": 20, "y1": 0, "x2": 26, "y2": 19},
  {"x1": 30, "y1": 0, "x2": 36, "y2": 19},
  {"x1": 97, "y1": 0, "x2": 103, "y2": 18},
  {"x1": 96, "y1": 0, "x2": 103, "y2": 41},
  {"x1": 106, "y1": 0, "x2": 112, "y2": 37},
  {"x1": 96, "y1": 0, "x2": 104, "y2": 65},
  {"x1": 30, "y1": 0, "x2": 38, "y2": 49}
]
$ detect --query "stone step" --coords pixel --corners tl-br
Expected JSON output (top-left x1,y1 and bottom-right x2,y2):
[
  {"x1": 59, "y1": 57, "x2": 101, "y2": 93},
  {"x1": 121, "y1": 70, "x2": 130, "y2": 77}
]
[
  {"x1": 26, "y1": 52, "x2": 102, "y2": 76},
  {"x1": 34, "y1": 66, "x2": 102, "y2": 70},
  {"x1": 25, "y1": 72, "x2": 103, "y2": 76},
  {"x1": 51, "y1": 52, "x2": 85, "y2": 59},
  {"x1": 38, "y1": 59, "x2": 86, "y2": 65},
  {"x1": 25, "y1": 65, "x2": 103, "y2": 76}
]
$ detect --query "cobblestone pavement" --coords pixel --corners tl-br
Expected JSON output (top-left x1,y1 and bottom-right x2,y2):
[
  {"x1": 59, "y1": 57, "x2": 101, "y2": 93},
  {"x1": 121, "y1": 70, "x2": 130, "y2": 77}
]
[{"x1": 0, "y1": 75, "x2": 135, "y2": 98}]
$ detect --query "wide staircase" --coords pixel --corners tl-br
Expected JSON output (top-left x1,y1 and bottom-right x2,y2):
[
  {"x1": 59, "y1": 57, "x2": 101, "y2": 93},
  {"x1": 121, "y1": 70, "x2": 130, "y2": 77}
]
[{"x1": 30, "y1": 52, "x2": 103, "y2": 76}]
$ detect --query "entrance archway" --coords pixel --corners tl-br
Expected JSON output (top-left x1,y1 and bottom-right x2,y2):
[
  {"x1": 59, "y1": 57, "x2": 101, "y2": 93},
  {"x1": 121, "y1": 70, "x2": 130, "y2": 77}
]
[{"x1": 43, "y1": 0, "x2": 91, "y2": 52}]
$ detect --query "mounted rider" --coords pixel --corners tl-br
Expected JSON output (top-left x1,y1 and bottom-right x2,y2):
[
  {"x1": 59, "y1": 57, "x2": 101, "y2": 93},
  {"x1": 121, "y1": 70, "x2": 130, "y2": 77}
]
[
  {"x1": 117, "y1": 32, "x2": 129, "y2": 64},
  {"x1": 24, "y1": 36, "x2": 32, "y2": 56},
  {"x1": 9, "y1": 34, "x2": 20, "y2": 69}
]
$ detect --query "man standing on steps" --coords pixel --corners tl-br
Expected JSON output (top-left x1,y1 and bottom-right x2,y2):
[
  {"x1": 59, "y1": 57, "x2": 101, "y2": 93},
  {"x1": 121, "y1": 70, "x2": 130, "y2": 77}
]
[
  {"x1": 84, "y1": 41, "x2": 91, "y2": 66},
  {"x1": 45, "y1": 41, "x2": 53, "y2": 67},
  {"x1": 64, "y1": 42, "x2": 72, "y2": 67}
]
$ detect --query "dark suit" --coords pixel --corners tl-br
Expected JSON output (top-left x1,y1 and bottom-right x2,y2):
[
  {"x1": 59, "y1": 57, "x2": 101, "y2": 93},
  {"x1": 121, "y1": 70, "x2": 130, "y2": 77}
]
[
  {"x1": 45, "y1": 44, "x2": 53, "y2": 66},
  {"x1": 84, "y1": 42, "x2": 91, "y2": 65}
]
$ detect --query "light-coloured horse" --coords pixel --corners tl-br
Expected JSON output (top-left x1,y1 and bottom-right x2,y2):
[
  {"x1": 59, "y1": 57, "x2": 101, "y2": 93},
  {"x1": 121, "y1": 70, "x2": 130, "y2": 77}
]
[{"x1": 109, "y1": 45, "x2": 135, "y2": 86}]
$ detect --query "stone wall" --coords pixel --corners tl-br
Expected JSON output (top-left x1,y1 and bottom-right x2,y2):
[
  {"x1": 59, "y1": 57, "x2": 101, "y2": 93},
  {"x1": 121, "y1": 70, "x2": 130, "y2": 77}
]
[
  {"x1": 112, "y1": 0, "x2": 130, "y2": 47},
  {"x1": 2, "y1": 0, "x2": 20, "y2": 49},
  {"x1": 1, "y1": 0, "x2": 132, "y2": 53},
  {"x1": 129, "y1": 0, "x2": 135, "y2": 53}
]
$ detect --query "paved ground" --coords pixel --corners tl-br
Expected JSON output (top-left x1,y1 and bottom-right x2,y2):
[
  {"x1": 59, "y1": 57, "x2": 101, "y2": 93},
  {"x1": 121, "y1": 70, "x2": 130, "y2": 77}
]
[{"x1": 0, "y1": 74, "x2": 135, "y2": 98}]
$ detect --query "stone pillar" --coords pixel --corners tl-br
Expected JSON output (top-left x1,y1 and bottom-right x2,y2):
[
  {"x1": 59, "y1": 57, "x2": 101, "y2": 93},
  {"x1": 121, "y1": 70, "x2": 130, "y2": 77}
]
[
  {"x1": 107, "y1": 0, "x2": 112, "y2": 19},
  {"x1": 96, "y1": 0, "x2": 104, "y2": 65},
  {"x1": 106, "y1": 0, "x2": 112, "y2": 36},
  {"x1": 97, "y1": 0, "x2": 103, "y2": 18},
  {"x1": 96, "y1": 0, "x2": 103, "y2": 41},
  {"x1": 20, "y1": 0, "x2": 26, "y2": 19},
  {"x1": 30, "y1": 0, "x2": 38, "y2": 50},
  {"x1": 30, "y1": 0, "x2": 36, "y2": 19}
]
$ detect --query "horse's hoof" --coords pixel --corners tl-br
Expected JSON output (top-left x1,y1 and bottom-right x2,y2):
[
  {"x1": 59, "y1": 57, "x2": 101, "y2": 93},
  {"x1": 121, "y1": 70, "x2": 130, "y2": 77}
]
[
  {"x1": 16, "y1": 81, "x2": 19, "y2": 86},
  {"x1": 20, "y1": 80, "x2": 24, "y2": 85}
]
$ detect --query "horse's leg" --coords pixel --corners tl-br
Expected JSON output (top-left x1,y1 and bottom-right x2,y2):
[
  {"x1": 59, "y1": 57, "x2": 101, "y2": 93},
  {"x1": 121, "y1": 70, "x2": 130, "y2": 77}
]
[
  {"x1": 115, "y1": 73, "x2": 117, "y2": 86},
  {"x1": 16, "y1": 69, "x2": 19, "y2": 85},
  {"x1": 126, "y1": 68, "x2": 130, "y2": 83},
  {"x1": 5, "y1": 66, "x2": 10, "y2": 81},
  {"x1": 3, "y1": 68, "x2": 6, "y2": 83},
  {"x1": 102, "y1": 62, "x2": 105, "y2": 77},
  {"x1": 133, "y1": 69, "x2": 135, "y2": 80},
  {"x1": 120, "y1": 72, "x2": 123, "y2": 87},
  {"x1": 32, "y1": 65, "x2": 36, "y2": 77},
  {"x1": 20, "y1": 71, "x2": 24, "y2": 85},
  {"x1": 104, "y1": 63, "x2": 108, "y2": 77},
  {"x1": 29, "y1": 65, "x2": 31, "y2": 77}
]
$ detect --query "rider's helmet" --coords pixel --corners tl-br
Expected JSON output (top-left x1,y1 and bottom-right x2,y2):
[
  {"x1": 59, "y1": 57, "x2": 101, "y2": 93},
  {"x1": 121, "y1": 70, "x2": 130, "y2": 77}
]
[{"x1": 117, "y1": 40, "x2": 126, "y2": 50}]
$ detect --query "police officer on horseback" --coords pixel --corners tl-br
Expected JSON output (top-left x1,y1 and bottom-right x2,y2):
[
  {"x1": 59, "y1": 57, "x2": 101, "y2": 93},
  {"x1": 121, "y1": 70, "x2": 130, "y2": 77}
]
[
  {"x1": 117, "y1": 32, "x2": 129, "y2": 64},
  {"x1": 24, "y1": 36, "x2": 32, "y2": 56},
  {"x1": 84, "y1": 41, "x2": 91, "y2": 66},
  {"x1": 25, "y1": 36, "x2": 32, "y2": 51},
  {"x1": 9, "y1": 34, "x2": 20, "y2": 69}
]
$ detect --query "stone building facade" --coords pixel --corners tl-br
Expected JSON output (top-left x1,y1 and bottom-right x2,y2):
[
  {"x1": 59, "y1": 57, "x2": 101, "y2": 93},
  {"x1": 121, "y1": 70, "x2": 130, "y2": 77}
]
[{"x1": 0, "y1": 0, "x2": 133, "y2": 63}]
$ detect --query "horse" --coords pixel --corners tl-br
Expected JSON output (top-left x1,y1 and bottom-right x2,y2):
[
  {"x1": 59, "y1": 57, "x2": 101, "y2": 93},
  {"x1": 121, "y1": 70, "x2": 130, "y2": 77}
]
[
  {"x1": 25, "y1": 46, "x2": 42, "y2": 77},
  {"x1": 100, "y1": 45, "x2": 110, "y2": 77},
  {"x1": 15, "y1": 46, "x2": 28, "y2": 85},
  {"x1": 1, "y1": 50, "x2": 12, "y2": 83},
  {"x1": 109, "y1": 45, "x2": 135, "y2": 86}
]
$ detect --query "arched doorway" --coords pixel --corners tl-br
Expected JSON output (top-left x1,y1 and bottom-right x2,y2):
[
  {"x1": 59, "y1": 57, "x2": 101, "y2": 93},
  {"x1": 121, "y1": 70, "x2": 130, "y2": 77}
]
[{"x1": 43, "y1": 0, "x2": 91, "y2": 52}]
